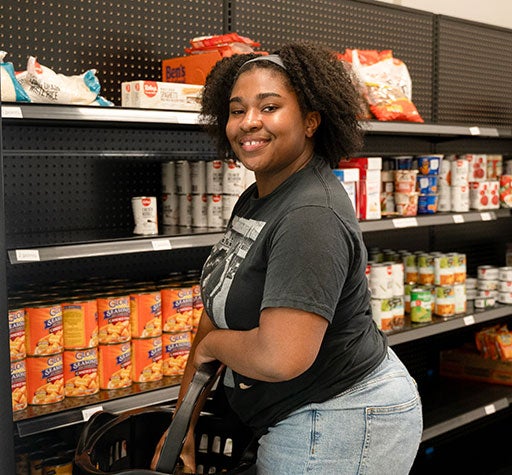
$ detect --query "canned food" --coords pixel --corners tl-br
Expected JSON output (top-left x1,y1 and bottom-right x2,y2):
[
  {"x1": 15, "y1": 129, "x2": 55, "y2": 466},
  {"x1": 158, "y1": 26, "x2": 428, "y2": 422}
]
[
  {"x1": 192, "y1": 284, "x2": 203, "y2": 330},
  {"x1": 368, "y1": 263, "x2": 394, "y2": 299},
  {"x1": 453, "y1": 283, "x2": 467, "y2": 314},
  {"x1": 477, "y1": 279, "x2": 499, "y2": 291},
  {"x1": 498, "y1": 267, "x2": 512, "y2": 282},
  {"x1": 417, "y1": 254, "x2": 435, "y2": 285},
  {"x1": 191, "y1": 193, "x2": 208, "y2": 228},
  {"x1": 61, "y1": 299, "x2": 99, "y2": 349},
  {"x1": 131, "y1": 196, "x2": 158, "y2": 235},
  {"x1": 97, "y1": 295, "x2": 131, "y2": 344},
  {"x1": 161, "y1": 161, "x2": 176, "y2": 194},
  {"x1": 24, "y1": 304, "x2": 63, "y2": 356},
  {"x1": 162, "y1": 331, "x2": 191, "y2": 376},
  {"x1": 161, "y1": 287, "x2": 193, "y2": 332},
  {"x1": 404, "y1": 283, "x2": 414, "y2": 314},
  {"x1": 437, "y1": 188, "x2": 451, "y2": 212},
  {"x1": 390, "y1": 262, "x2": 404, "y2": 297},
  {"x1": 391, "y1": 296, "x2": 405, "y2": 330},
  {"x1": 98, "y1": 342, "x2": 132, "y2": 390},
  {"x1": 222, "y1": 193, "x2": 239, "y2": 226},
  {"x1": 410, "y1": 287, "x2": 432, "y2": 323},
  {"x1": 190, "y1": 160, "x2": 206, "y2": 194},
  {"x1": 178, "y1": 193, "x2": 192, "y2": 227},
  {"x1": 131, "y1": 336, "x2": 163, "y2": 383},
  {"x1": 394, "y1": 170, "x2": 418, "y2": 193},
  {"x1": 63, "y1": 348, "x2": 99, "y2": 397},
  {"x1": 434, "y1": 254, "x2": 455, "y2": 286},
  {"x1": 25, "y1": 354, "x2": 64, "y2": 405},
  {"x1": 207, "y1": 193, "x2": 223, "y2": 228},
  {"x1": 403, "y1": 254, "x2": 418, "y2": 284},
  {"x1": 222, "y1": 159, "x2": 246, "y2": 195},
  {"x1": 475, "y1": 297, "x2": 495, "y2": 309},
  {"x1": 370, "y1": 298, "x2": 393, "y2": 331},
  {"x1": 206, "y1": 160, "x2": 224, "y2": 194},
  {"x1": 162, "y1": 192, "x2": 179, "y2": 226},
  {"x1": 451, "y1": 184, "x2": 470, "y2": 212},
  {"x1": 450, "y1": 158, "x2": 469, "y2": 186},
  {"x1": 130, "y1": 291, "x2": 162, "y2": 338},
  {"x1": 9, "y1": 308, "x2": 26, "y2": 361},
  {"x1": 498, "y1": 281, "x2": 512, "y2": 292},
  {"x1": 175, "y1": 160, "x2": 192, "y2": 194},
  {"x1": 11, "y1": 359, "x2": 27, "y2": 412},
  {"x1": 434, "y1": 285, "x2": 455, "y2": 317},
  {"x1": 477, "y1": 289, "x2": 498, "y2": 299},
  {"x1": 498, "y1": 292, "x2": 512, "y2": 304},
  {"x1": 478, "y1": 265, "x2": 499, "y2": 281},
  {"x1": 452, "y1": 253, "x2": 467, "y2": 284}
]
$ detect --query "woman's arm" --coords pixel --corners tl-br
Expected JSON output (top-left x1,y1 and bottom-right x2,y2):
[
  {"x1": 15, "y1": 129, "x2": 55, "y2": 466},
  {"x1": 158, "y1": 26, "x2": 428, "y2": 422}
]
[{"x1": 193, "y1": 307, "x2": 328, "y2": 382}]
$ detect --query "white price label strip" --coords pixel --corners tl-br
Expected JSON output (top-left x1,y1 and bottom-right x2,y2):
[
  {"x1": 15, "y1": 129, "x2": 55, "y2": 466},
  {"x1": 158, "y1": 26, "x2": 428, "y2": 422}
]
[
  {"x1": 480, "y1": 212, "x2": 492, "y2": 221},
  {"x1": 452, "y1": 214, "x2": 465, "y2": 224},
  {"x1": 1, "y1": 106, "x2": 23, "y2": 118},
  {"x1": 151, "y1": 239, "x2": 172, "y2": 251},
  {"x1": 15, "y1": 249, "x2": 40, "y2": 262},
  {"x1": 463, "y1": 315, "x2": 475, "y2": 326},
  {"x1": 392, "y1": 218, "x2": 418, "y2": 228},
  {"x1": 82, "y1": 405, "x2": 104, "y2": 421},
  {"x1": 484, "y1": 404, "x2": 496, "y2": 415},
  {"x1": 469, "y1": 127, "x2": 481, "y2": 136}
]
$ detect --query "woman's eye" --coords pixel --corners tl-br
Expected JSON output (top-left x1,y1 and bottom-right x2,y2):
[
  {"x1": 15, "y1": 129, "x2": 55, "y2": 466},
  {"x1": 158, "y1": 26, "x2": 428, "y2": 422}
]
[
  {"x1": 263, "y1": 105, "x2": 278, "y2": 112},
  {"x1": 230, "y1": 109, "x2": 244, "y2": 115}
]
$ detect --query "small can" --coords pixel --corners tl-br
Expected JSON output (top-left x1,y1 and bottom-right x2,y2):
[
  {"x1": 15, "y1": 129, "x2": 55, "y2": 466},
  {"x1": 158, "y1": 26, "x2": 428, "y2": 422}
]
[
  {"x1": 130, "y1": 291, "x2": 162, "y2": 338},
  {"x1": 477, "y1": 279, "x2": 499, "y2": 291},
  {"x1": 498, "y1": 280, "x2": 512, "y2": 292},
  {"x1": 178, "y1": 193, "x2": 193, "y2": 227},
  {"x1": 434, "y1": 285, "x2": 455, "y2": 317},
  {"x1": 477, "y1": 289, "x2": 498, "y2": 299},
  {"x1": 475, "y1": 297, "x2": 495, "y2": 309},
  {"x1": 498, "y1": 267, "x2": 512, "y2": 282},
  {"x1": 9, "y1": 308, "x2": 26, "y2": 361},
  {"x1": 162, "y1": 331, "x2": 191, "y2": 376},
  {"x1": 190, "y1": 160, "x2": 207, "y2": 194},
  {"x1": 131, "y1": 336, "x2": 163, "y2": 383},
  {"x1": 97, "y1": 295, "x2": 131, "y2": 344},
  {"x1": 25, "y1": 354, "x2": 64, "y2": 405},
  {"x1": 222, "y1": 159, "x2": 246, "y2": 195},
  {"x1": 415, "y1": 155, "x2": 441, "y2": 175},
  {"x1": 161, "y1": 161, "x2": 176, "y2": 194},
  {"x1": 498, "y1": 292, "x2": 512, "y2": 304},
  {"x1": 434, "y1": 254, "x2": 455, "y2": 286},
  {"x1": 24, "y1": 304, "x2": 63, "y2": 356},
  {"x1": 161, "y1": 286, "x2": 193, "y2": 332},
  {"x1": 132, "y1": 196, "x2": 158, "y2": 235},
  {"x1": 191, "y1": 193, "x2": 208, "y2": 228},
  {"x1": 206, "y1": 160, "x2": 224, "y2": 194},
  {"x1": 162, "y1": 193, "x2": 179, "y2": 226},
  {"x1": 477, "y1": 265, "x2": 499, "y2": 281},
  {"x1": 61, "y1": 299, "x2": 99, "y2": 349},
  {"x1": 98, "y1": 342, "x2": 132, "y2": 390},
  {"x1": 417, "y1": 254, "x2": 435, "y2": 285},
  {"x1": 410, "y1": 287, "x2": 432, "y2": 323},
  {"x1": 453, "y1": 283, "x2": 467, "y2": 314},
  {"x1": 175, "y1": 160, "x2": 192, "y2": 194},
  {"x1": 11, "y1": 359, "x2": 27, "y2": 412},
  {"x1": 207, "y1": 193, "x2": 223, "y2": 228},
  {"x1": 63, "y1": 348, "x2": 99, "y2": 397}
]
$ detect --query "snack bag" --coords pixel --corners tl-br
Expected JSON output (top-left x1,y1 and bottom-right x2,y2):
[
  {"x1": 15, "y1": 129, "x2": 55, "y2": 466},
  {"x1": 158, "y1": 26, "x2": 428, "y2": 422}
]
[
  {"x1": 0, "y1": 51, "x2": 31, "y2": 102},
  {"x1": 185, "y1": 33, "x2": 261, "y2": 57},
  {"x1": 342, "y1": 49, "x2": 423, "y2": 123},
  {"x1": 16, "y1": 56, "x2": 113, "y2": 106}
]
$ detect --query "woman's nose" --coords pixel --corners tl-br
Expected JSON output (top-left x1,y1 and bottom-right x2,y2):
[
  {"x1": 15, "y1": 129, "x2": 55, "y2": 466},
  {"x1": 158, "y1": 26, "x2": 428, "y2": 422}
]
[{"x1": 240, "y1": 111, "x2": 262, "y2": 130}]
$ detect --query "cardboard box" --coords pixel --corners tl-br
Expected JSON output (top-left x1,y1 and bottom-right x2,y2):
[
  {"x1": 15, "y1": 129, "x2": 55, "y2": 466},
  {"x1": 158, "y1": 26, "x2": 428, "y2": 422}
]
[
  {"x1": 440, "y1": 346, "x2": 512, "y2": 386},
  {"x1": 333, "y1": 168, "x2": 360, "y2": 216},
  {"x1": 338, "y1": 157, "x2": 382, "y2": 171},
  {"x1": 121, "y1": 81, "x2": 203, "y2": 111},
  {"x1": 162, "y1": 52, "x2": 223, "y2": 85}
]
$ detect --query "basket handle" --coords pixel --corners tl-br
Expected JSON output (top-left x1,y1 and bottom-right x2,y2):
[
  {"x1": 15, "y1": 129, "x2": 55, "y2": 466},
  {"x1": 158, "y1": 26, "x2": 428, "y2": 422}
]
[{"x1": 154, "y1": 361, "x2": 222, "y2": 474}]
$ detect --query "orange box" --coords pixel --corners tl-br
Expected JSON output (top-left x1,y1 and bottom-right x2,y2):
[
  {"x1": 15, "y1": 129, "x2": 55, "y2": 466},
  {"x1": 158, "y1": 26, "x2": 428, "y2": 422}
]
[{"x1": 162, "y1": 51, "x2": 223, "y2": 85}]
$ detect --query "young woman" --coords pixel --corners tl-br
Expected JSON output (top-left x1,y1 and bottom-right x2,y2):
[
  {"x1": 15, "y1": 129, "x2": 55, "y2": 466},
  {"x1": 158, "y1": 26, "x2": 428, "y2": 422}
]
[{"x1": 155, "y1": 42, "x2": 422, "y2": 475}]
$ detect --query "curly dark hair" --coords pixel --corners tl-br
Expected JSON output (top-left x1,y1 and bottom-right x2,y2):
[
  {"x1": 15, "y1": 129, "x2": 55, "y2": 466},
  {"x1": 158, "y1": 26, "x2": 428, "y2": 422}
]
[{"x1": 199, "y1": 42, "x2": 364, "y2": 168}]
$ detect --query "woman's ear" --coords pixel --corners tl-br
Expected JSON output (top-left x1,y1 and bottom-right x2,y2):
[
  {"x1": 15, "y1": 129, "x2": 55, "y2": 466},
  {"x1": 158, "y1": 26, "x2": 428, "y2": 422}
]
[{"x1": 305, "y1": 111, "x2": 321, "y2": 138}]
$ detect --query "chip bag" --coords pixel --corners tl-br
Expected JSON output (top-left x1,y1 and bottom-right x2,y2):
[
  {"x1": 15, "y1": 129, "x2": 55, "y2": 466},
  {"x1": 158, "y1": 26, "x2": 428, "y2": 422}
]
[{"x1": 0, "y1": 51, "x2": 31, "y2": 102}]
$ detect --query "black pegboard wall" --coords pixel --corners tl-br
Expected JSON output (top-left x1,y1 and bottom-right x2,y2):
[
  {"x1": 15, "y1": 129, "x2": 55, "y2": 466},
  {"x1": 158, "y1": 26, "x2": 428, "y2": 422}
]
[
  {"x1": 0, "y1": 0, "x2": 225, "y2": 105},
  {"x1": 231, "y1": 0, "x2": 435, "y2": 123},
  {"x1": 436, "y1": 16, "x2": 512, "y2": 127}
]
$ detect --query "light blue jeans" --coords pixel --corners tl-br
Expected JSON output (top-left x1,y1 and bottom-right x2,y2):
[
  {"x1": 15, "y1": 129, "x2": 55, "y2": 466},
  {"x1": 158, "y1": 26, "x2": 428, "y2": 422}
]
[{"x1": 256, "y1": 348, "x2": 422, "y2": 474}]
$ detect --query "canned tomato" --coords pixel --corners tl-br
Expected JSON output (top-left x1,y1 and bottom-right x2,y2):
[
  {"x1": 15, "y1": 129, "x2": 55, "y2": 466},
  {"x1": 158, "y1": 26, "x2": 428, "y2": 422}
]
[
  {"x1": 410, "y1": 287, "x2": 432, "y2": 323},
  {"x1": 130, "y1": 291, "x2": 162, "y2": 338},
  {"x1": 9, "y1": 308, "x2": 26, "y2": 361},
  {"x1": 97, "y1": 295, "x2": 131, "y2": 344},
  {"x1": 63, "y1": 348, "x2": 99, "y2": 397},
  {"x1": 477, "y1": 279, "x2": 499, "y2": 291},
  {"x1": 417, "y1": 254, "x2": 435, "y2": 285},
  {"x1": 24, "y1": 304, "x2": 63, "y2": 356},
  {"x1": 368, "y1": 263, "x2": 394, "y2": 299},
  {"x1": 11, "y1": 359, "x2": 27, "y2": 412},
  {"x1": 434, "y1": 254, "x2": 455, "y2": 286},
  {"x1": 61, "y1": 299, "x2": 98, "y2": 349},
  {"x1": 131, "y1": 336, "x2": 163, "y2": 383},
  {"x1": 98, "y1": 342, "x2": 132, "y2": 390},
  {"x1": 478, "y1": 265, "x2": 499, "y2": 281},
  {"x1": 25, "y1": 354, "x2": 64, "y2": 405},
  {"x1": 161, "y1": 286, "x2": 193, "y2": 332},
  {"x1": 434, "y1": 285, "x2": 455, "y2": 317},
  {"x1": 498, "y1": 280, "x2": 512, "y2": 292},
  {"x1": 498, "y1": 267, "x2": 512, "y2": 282},
  {"x1": 162, "y1": 331, "x2": 191, "y2": 376}
]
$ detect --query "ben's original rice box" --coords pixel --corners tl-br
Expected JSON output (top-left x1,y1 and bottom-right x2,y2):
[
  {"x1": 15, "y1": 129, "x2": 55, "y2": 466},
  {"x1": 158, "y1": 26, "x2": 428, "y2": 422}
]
[{"x1": 121, "y1": 80, "x2": 203, "y2": 111}]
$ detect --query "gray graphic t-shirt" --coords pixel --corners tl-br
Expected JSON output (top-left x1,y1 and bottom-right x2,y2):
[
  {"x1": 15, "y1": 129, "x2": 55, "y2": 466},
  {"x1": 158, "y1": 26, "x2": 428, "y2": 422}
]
[{"x1": 200, "y1": 155, "x2": 387, "y2": 431}]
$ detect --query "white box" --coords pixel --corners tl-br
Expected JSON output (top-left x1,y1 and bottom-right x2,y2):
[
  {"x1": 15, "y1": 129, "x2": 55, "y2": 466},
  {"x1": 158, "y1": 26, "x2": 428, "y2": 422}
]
[
  {"x1": 121, "y1": 80, "x2": 203, "y2": 111},
  {"x1": 333, "y1": 168, "x2": 360, "y2": 216}
]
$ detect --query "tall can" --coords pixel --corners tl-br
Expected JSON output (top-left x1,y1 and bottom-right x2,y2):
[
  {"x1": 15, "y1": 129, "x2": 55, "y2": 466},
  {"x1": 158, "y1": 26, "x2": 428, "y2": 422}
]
[
  {"x1": 11, "y1": 359, "x2": 27, "y2": 412},
  {"x1": 24, "y1": 304, "x2": 63, "y2": 356},
  {"x1": 162, "y1": 193, "x2": 179, "y2": 226},
  {"x1": 190, "y1": 160, "x2": 207, "y2": 194},
  {"x1": 161, "y1": 161, "x2": 176, "y2": 194},
  {"x1": 434, "y1": 285, "x2": 455, "y2": 318},
  {"x1": 9, "y1": 308, "x2": 26, "y2": 361},
  {"x1": 98, "y1": 342, "x2": 132, "y2": 390},
  {"x1": 131, "y1": 196, "x2": 158, "y2": 235},
  {"x1": 130, "y1": 291, "x2": 162, "y2": 338},
  {"x1": 206, "y1": 160, "x2": 224, "y2": 194},
  {"x1": 410, "y1": 286, "x2": 432, "y2": 323},
  {"x1": 454, "y1": 283, "x2": 467, "y2": 314},
  {"x1": 61, "y1": 299, "x2": 99, "y2": 350},
  {"x1": 131, "y1": 336, "x2": 163, "y2": 383},
  {"x1": 96, "y1": 295, "x2": 131, "y2": 344},
  {"x1": 63, "y1": 347, "x2": 99, "y2": 397},
  {"x1": 162, "y1": 331, "x2": 191, "y2": 377},
  {"x1": 417, "y1": 254, "x2": 435, "y2": 285},
  {"x1": 175, "y1": 160, "x2": 192, "y2": 194},
  {"x1": 191, "y1": 193, "x2": 208, "y2": 228},
  {"x1": 368, "y1": 263, "x2": 393, "y2": 299},
  {"x1": 434, "y1": 254, "x2": 455, "y2": 286},
  {"x1": 25, "y1": 354, "x2": 64, "y2": 405}
]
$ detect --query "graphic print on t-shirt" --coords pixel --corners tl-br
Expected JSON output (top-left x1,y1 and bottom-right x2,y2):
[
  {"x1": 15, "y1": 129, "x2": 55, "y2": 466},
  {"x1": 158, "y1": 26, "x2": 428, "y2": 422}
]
[{"x1": 202, "y1": 215, "x2": 266, "y2": 329}]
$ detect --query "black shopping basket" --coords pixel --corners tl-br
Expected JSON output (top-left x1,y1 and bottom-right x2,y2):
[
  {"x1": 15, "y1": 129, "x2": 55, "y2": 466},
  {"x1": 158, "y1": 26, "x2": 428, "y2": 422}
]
[{"x1": 74, "y1": 362, "x2": 256, "y2": 475}]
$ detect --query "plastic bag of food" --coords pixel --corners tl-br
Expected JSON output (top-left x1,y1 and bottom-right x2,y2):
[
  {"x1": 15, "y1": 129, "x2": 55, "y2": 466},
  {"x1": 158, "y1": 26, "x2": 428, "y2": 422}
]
[
  {"x1": 341, "y1": 49, "x2": 423, "y2": 123},
  {"x1": 16, "y1": 56, "x2": 113, "y2": 106},
  {"x1": 185, "y1": 33, "x2": 261, "y2": 57},
  {"x1": 0, "y1": 51, "x2": 31, "y2": 102}
]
